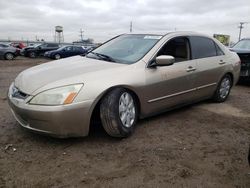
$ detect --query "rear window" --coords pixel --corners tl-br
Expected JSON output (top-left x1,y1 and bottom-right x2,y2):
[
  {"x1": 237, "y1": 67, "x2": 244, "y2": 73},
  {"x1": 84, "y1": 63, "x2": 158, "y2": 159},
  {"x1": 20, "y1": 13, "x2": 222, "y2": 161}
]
[{"x1": 189, "y1": 36, "x2": 217, "y2": 59}]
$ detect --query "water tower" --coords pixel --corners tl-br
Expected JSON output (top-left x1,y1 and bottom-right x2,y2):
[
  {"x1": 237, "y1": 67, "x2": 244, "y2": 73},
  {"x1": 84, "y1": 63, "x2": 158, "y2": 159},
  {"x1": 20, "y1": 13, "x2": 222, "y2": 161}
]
[{"x1": 54, "y1": 26, "x2": 64, "y2": 43}]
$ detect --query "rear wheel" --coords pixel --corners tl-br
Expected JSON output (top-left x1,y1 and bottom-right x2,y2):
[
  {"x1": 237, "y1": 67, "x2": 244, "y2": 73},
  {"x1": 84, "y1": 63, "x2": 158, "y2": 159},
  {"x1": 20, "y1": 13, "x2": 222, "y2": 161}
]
[
  {"x1": 100, "y1": 88, "x2": 138, "y2": 137},
  {"x1": 213, "y1": 74, "x2": 232, "y2": 102},
  {"x1": 54, "y1": 54, "x2": 61, "y2": 60},
  {"x1": 4, "y1": 53, "x2": 14, "y2": 60}
]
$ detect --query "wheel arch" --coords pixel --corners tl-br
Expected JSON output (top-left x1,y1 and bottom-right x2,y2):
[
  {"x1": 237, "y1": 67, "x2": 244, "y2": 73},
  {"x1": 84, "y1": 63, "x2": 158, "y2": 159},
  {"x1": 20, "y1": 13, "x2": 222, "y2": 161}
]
[
  {"x1": 224, "y1": 72, "x2": 234, "y2": 85},
  {"x1": 4, "y1": 52, "x2": 15, "y2": 60},
  {"x1": 89, "y1": 85, "x2": 142, "y2": 130}
]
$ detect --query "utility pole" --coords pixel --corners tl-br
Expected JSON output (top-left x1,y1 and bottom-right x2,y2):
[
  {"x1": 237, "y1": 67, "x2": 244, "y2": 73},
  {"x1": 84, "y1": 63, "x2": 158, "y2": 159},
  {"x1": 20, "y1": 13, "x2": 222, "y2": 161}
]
[
  {"x1": 130, "y1": 21, "x2": 133, "y2": 33},
  {"x1": 79, "y1": 28, "x2": 84, "y2": 41},
  {"x1": 238, "y1": 22, "x2": 248, "y2": 41}
]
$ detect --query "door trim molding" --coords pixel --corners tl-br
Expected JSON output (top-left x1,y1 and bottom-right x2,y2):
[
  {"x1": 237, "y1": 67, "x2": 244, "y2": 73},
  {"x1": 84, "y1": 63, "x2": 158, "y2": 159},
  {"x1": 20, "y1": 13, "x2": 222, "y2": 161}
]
[{"x1": 148, "y1": 82, "x2": 217, "y2": 103}]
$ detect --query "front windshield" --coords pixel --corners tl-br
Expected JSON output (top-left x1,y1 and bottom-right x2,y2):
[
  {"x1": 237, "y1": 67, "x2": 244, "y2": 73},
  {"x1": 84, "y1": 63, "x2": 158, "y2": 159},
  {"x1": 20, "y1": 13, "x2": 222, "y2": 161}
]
[
  {"x1": 86, "y1": 34, "x2": 162, "y2": 64},
  {"x1": 233, "y1": 39, "x2": 250, "y2": 50}
]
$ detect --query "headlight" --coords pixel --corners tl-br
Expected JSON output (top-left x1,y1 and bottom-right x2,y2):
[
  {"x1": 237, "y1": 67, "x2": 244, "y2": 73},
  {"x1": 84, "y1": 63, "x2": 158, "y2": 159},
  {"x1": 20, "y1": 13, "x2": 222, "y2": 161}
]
[{"x1": 29, "y1": 84, "x2": 83, "y2": 105}]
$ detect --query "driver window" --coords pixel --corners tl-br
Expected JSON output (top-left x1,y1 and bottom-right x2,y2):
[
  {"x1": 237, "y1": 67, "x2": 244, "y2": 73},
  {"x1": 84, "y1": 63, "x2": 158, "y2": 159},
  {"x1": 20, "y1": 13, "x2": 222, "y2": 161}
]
[{"x1": 157, "y1": 37, "x2": 190, "y2": 62}]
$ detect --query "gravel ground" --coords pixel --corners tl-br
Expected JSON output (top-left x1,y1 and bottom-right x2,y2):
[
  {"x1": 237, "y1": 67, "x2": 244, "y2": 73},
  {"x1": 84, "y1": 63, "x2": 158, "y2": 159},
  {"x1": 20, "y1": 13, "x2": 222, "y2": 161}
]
[{"x1": 0, "y1": 57, "x2": 250, "y2": 188}]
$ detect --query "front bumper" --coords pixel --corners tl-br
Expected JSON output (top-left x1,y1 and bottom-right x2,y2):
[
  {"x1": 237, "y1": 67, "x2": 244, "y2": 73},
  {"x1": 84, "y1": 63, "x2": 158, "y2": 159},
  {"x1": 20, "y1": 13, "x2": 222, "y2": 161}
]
[{"x1": 8, "y1": 84, "x2": 94, "y2": 138}]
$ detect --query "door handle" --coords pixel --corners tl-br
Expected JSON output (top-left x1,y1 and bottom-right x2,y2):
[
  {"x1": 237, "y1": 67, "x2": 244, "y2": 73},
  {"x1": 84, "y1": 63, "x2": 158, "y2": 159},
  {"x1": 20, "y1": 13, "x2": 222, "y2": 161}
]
[
  {"x1": 219, "y1": 60, "x2": 226, "y2": 65},
  {"x1": 186, "y1": 66, "x2": 196, "y2": 72}
]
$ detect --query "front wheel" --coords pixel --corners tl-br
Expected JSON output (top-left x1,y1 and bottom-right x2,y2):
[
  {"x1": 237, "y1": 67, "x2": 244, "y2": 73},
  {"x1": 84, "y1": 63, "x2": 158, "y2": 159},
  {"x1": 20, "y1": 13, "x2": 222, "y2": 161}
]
[
  {"x1": 213, "y1": 74, "x2": 232, "y2": 102},
  {"x1": 4, "y1": 53, "x2": 14, "y2": 60},
  {"x1": 100, "y1": 88, "x2": 138, "y2": 137}
]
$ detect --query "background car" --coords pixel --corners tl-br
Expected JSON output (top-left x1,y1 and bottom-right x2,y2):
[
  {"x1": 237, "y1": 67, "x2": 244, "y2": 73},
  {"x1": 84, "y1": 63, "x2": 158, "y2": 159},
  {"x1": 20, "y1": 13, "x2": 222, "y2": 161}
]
[
  {"x1": 22, "y1": 43, "x2": 60, "y2": 58},
  {"x1": 8, "y1": 32, "x2": 240, "y2": 138},
  {"x1": 230, "y1": 38, "x2": 250, "y2": 81},
  {"x1": 44, "y1": 45, "x2": 87, "y2": 59},
  {"x1": 0, "y1": 43, "x2": 18, "y2": 60},
  {"x1": 9, "y1": 42, "x2": 26, "y2": 49}
]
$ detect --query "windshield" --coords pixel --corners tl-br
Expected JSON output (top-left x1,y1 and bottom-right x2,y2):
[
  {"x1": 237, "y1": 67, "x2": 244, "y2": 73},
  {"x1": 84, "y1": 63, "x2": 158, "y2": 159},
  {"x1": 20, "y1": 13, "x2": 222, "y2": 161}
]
[
  {"x1": 233, "y1": 39, "x2": 250, "y2": 50},
  {"x1": 86, "y1": 34, "x2": 162, "y2": 64}
]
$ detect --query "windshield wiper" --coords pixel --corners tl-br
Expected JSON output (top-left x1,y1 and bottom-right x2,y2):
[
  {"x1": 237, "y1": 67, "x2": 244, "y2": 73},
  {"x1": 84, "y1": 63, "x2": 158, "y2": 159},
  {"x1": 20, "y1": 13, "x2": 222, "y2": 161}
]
[{"x1": 88, "y1": 52, "x2": 116, "y2": 62}]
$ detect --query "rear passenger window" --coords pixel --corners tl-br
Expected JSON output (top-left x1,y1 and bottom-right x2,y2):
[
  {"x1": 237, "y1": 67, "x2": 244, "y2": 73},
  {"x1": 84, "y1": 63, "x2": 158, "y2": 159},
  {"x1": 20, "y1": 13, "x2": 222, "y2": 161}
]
[{"x1": 189, "y1": 36, "x2": 217, "y2": 59}]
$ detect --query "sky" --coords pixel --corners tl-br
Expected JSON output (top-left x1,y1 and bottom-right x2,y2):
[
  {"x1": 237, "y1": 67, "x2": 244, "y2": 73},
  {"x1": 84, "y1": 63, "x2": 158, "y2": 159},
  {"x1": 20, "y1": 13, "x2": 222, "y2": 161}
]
[{"x1": 0, "y1": 0, "x2": 249, "y2": 43}]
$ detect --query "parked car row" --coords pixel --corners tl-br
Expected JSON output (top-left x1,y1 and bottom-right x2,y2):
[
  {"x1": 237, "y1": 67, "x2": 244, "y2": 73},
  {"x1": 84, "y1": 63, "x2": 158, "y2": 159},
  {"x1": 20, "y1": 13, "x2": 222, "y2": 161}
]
[
  {"x1": 0, "y1": 42, "x2": 91, "y2": 60},
  {"x1": 20, "y1": 43, "x2": 89, "y2": 59}
]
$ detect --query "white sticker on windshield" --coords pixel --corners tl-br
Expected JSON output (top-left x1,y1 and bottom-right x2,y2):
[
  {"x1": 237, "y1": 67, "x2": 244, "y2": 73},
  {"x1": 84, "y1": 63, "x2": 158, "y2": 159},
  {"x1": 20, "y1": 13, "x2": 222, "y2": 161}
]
[{"x1": 144, "y1": 35, "x2": 162, "y2": 40}]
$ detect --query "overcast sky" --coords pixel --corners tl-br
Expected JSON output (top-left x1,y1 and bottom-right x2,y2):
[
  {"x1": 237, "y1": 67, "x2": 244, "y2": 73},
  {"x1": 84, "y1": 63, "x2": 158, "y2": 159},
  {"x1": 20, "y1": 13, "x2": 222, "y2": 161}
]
[{"x1": 0, "y1": 0, "x2": 249, "y2": 43}]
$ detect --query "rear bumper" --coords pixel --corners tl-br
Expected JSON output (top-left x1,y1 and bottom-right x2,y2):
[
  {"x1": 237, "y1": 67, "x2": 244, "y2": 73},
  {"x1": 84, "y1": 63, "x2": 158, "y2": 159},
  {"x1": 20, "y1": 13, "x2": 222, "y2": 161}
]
[{"x1": 8, "y1": 85, "x2": 94, "y2": 138}]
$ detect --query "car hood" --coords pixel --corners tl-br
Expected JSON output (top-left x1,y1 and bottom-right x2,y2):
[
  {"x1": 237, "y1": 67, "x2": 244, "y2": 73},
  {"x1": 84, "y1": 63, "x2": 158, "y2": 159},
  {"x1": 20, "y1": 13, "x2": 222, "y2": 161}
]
[{"x1": 14, "y1": 56, "x2": 126, "y2": 95}]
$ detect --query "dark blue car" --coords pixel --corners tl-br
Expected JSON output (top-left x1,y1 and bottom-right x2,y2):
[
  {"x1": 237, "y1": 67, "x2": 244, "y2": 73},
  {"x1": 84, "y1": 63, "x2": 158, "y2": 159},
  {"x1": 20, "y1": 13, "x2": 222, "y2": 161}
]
[{"x1": 44, "y1": 45, "x2": 87, "y2": 59}]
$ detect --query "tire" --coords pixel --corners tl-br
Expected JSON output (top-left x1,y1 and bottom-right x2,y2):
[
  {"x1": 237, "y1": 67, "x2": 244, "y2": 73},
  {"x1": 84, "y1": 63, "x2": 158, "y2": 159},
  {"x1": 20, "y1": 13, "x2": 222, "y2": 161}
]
[
  {"x1": 213, "y1": 74, "x2": 232, "y2": 102},
  {"x1": 4, "y1": 53, "x2": 14, "y2": 60},
  {"x1": 29, "y1": 52, "x2": 36, "y2": 58},
  {"x1": 100, "y1": 88, "x2": 138, "y2": 137},
  {"x1": 54, "y1": 54, "x2": 61, "y2": 60}
]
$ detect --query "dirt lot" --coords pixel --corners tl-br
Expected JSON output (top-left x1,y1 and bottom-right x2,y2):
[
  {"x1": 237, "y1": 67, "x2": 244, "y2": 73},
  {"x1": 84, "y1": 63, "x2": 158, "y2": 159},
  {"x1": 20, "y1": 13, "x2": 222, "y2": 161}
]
[{"x1": 0, "y1": 57, "x2": 250, "y2": 188}]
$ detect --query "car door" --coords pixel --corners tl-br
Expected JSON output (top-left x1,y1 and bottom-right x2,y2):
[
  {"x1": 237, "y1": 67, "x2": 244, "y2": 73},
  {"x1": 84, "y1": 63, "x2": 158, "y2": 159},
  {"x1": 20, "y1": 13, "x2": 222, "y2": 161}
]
[
  {"x1": 64, "y1": 46, "x2": 74, "y2": 57},
  {"x1": 72, "y1": 46, "x2": 80, "y2": 56},
  {"x1": 144, "y1": 37, "x2": 197, "y2": 114},
  {"x1": 38, "y1": 44, "x2": 48, "y2": 56},
  {"x1": 188, "y1": 36, "x2": 226, "y2": 99}
]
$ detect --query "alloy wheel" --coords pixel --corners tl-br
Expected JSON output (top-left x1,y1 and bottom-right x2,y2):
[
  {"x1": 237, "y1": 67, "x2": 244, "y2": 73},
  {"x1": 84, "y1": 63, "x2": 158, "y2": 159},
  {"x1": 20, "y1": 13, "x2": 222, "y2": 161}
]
[{"x1": 119, "y1": 92, "x2": 136, "y2": 128}]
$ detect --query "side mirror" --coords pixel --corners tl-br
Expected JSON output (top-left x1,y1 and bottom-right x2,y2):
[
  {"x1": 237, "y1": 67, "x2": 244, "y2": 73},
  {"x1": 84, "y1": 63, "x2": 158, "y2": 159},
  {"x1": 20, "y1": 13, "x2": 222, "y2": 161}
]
[{"x1": 155, "y1": 55, "x2": 175, "y2": 66}]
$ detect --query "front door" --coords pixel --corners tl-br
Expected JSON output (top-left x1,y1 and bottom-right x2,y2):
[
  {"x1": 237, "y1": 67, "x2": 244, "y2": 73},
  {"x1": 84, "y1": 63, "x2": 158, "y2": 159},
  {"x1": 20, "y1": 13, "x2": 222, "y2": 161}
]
[{"x1": 144, "y1": 37, "x2": 197, "y2": 115}]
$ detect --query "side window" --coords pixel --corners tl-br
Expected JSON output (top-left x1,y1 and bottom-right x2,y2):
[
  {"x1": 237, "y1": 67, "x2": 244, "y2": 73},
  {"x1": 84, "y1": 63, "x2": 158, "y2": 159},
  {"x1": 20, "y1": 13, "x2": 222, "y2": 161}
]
[
  {"x1": 78, "y1": 47, "x2": 83, "y2": 51},
  {"x1": 189, "y1": 36, "x2": 217, "y2": 59},
  {"x1": 215, "y1": 43, "x2": 224, "y2": 56},
  {"x1": 157, "y1": 37, "x2": 190, "y2": 62},
  {"x1": 40, "y1": 44, "x2": 47, "y2": 48},
  {"x1": 65, "y1": 46, "x2": 73, "y2": 51},
  {"x1": 73, "y1": 46, "x2": 79, "y2": 51}
]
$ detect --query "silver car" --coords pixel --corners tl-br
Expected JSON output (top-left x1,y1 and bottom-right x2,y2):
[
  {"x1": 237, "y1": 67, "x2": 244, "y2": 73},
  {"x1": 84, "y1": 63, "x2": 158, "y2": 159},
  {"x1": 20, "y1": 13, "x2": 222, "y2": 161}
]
[
  {"x1": 0, "y1": 43, "x2": 18, "y2": 60},
  {"x1": 8, "y1": 32, "x2": 241, "y2": 138}
]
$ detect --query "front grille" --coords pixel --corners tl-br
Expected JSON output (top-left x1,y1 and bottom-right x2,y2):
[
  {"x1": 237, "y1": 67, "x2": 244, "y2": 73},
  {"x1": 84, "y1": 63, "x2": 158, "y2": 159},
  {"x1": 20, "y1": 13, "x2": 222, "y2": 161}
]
[
  {"x1": 238, "y1": 54, "x2": 250, "y2": 64},
  {"x1": 12, "y1": 86, "x2": 29, "y2": 100}
]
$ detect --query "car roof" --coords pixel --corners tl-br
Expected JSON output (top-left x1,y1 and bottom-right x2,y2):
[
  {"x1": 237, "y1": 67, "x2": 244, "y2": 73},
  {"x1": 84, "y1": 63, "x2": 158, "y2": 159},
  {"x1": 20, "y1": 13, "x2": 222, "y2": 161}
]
[{"x1": 124, "y1": 31, "x2": 211, "y2": 38}]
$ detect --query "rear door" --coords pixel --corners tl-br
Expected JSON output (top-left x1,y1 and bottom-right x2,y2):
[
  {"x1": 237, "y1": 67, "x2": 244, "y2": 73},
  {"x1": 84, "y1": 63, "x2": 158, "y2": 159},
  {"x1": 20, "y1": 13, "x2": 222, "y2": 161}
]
[{"x1": 189, "y1": 36, "x2": 226, "y2": 98}]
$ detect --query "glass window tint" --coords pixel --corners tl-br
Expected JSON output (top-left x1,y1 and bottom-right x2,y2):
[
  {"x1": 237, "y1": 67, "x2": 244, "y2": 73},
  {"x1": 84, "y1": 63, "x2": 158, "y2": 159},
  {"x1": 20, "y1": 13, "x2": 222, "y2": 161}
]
[
  {"x1": 65, "y1": 46, "x2": 73, "y2": 51},
  {"x1": 189, "y1": 36, "x2": 217, "y2": 59},
  {"x1": 157, "y1": 37, "x2": 190, "y2": 62},
  {"x1": 88, "y1": 34, "x2": 162, "y2": 64},
  {"x1": 215, "y1": 43, "x2": 224, "y2": 56}
]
